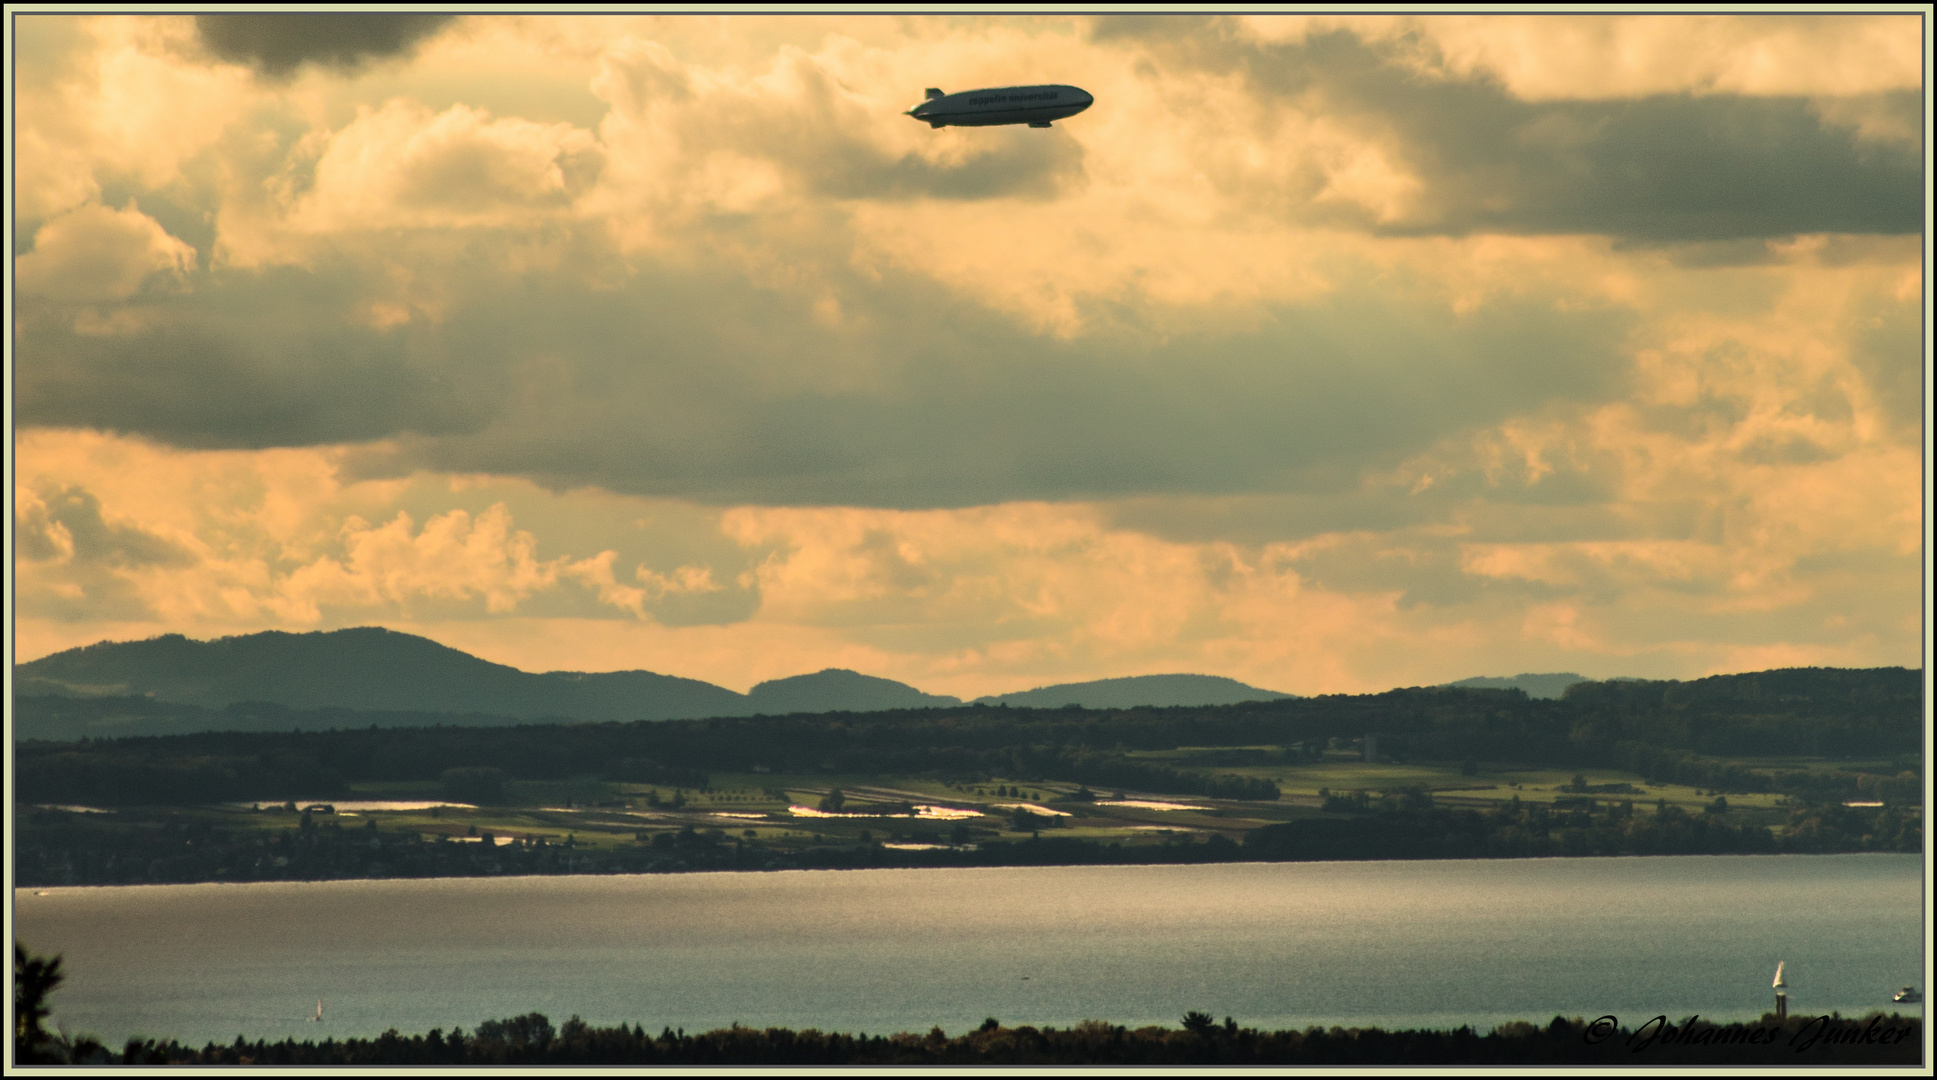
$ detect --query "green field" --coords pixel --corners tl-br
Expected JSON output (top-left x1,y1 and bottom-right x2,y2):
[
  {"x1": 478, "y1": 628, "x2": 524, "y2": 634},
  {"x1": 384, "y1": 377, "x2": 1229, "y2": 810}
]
[{"x1": 86, "y1": 749, "x2": 1832, "y2": 860}]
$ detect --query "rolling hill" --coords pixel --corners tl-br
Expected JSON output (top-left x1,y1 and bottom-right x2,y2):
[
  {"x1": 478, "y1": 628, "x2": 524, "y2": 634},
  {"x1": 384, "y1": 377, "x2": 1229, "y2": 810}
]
[{"x1": 15, "y1": 628, "x2": 1299, "y2": 738}]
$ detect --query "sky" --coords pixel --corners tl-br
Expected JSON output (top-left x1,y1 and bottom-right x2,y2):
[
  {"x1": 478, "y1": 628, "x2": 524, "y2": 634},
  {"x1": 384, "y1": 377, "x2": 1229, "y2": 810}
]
[{"x1": 8, "y1": 12, "x2": 1929, "y2": 697}]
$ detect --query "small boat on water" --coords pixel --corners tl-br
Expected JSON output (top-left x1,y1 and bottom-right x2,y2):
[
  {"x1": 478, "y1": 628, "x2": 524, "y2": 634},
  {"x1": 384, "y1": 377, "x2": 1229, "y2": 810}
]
[
  {"x1": 309, "y1": 998, "x2": 323, "y2": 1022},
  {"x1": 1892, "y1": 986, "x2": 1921, "y2": 1004}
]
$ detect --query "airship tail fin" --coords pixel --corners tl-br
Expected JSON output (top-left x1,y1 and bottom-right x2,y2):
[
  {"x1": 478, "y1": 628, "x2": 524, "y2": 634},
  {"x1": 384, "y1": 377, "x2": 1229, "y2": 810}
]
[{"x1": 925, "y1": 88, "x2": 945, "y2": 99}]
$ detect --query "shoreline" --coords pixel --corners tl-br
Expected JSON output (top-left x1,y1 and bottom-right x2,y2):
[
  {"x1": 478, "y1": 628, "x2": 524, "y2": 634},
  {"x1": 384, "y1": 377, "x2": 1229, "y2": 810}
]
[{"x1": 14, "y1": 846, "x2": 1923, "y2": 895}]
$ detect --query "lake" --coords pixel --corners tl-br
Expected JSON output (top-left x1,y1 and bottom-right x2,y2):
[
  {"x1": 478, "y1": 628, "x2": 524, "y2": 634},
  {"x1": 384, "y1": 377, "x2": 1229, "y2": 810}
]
[{"x1": 13, "y1": 854, "x2": 1923, "y2": 1046}]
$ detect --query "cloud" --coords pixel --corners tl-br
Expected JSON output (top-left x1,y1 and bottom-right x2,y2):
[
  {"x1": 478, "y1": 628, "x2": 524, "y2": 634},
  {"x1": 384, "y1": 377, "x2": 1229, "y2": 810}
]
[
  {"x1": 12, "y1": 267, "x2": 482, "y2": 447},
  {"x1": 289, "y1": 101, "x2": 605, "y2": 232},
  {"x1": 195, "y1": 13, "x2": 457, "y2": 77},
  {"x1": 13, "y1": 426, "x2": 1922, "y2": 694},
  {"x1": 1154, "y1": 14, "x2": 1924, "y2": 100},
  {"x1": 1094, "y1": 17, "x2": 1922, "y2": 240},
  {"x1": 12, "y1": 223, "x2": 1638, "y2": 507},
  {"x1": 14, "y1": 203, "x2": 198, "y2": 301},
  {"x1": 15, "y1": 484, "x2": 191, "y2": 569},
  {"x1": 11, "y1": 16, "x2": 1920, "y2": 514},
  {"x1": 12, "y1": 16, "x2": 253, "y2": 221},
  {"x1": 9, "y1": 432, "x2": 765, "y2": 637},
  {"x1": 589, "y1": 36, "x2": 1087, "y2": 208},
  {"x1": 1386, "y1": 14, "x2": 1922, "y2": 100},
  {"x1": 14, "y1": 482, "x2": 195, "y2": 623},
  {"x1": 9, "y1": 17, "x2": 1923, "y2": 691}
]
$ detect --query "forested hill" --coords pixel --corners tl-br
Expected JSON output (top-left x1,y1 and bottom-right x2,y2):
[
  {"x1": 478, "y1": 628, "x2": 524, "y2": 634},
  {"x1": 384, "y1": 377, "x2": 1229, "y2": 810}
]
[
  {"x1": 12, "y1": 628, "x2": 1915, "y2": 745},
  {"x1": 13, "y1": 628, "x2": 1281, "y2": 737},
  {"x1": 746, "y1": 669, "x2": 962, "y2": 713},
  {"x1": 974, "y1": 674, "x2": 1294, "y2": 709},
  {"x1": 15, "y1": 628, "x2": 748, "y2": 722},
  {"x1": 1442, "y1": 673, "x2": 1591, "y2": 699},
  {"x1": 15, "y1": 666, "x2": 1920, "y2": 809}
]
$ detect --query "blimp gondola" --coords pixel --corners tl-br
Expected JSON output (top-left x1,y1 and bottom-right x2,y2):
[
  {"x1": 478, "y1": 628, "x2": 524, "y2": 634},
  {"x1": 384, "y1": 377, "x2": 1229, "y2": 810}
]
[{"x1": 905, "y1": 85, "x2": 1093, "y2": 128}]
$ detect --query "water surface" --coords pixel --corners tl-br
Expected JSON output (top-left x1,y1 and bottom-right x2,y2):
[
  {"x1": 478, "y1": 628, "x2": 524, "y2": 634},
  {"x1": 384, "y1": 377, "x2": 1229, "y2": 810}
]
[{"x1": 14, "y1": 854, "x2": 1923, "y2": 1046}]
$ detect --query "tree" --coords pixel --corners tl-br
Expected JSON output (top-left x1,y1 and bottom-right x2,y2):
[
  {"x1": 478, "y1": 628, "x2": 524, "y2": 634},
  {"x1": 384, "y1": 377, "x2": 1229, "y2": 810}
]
[
  {"x1": 818, "y1": 789, "x2": 845, "y2": 813},
  {"x1": 476, "y1": 1012, "x2": 554, "y2": 1050},
  {"x1": 15, "y1": 942, "x2": 63, "y2": 1063},
  {"x1": 12, "y1": 943, "x2": 100, "y2": 1065},
  {"x1": 442, "y1": 767, "x2": 506, "y2": 806}
]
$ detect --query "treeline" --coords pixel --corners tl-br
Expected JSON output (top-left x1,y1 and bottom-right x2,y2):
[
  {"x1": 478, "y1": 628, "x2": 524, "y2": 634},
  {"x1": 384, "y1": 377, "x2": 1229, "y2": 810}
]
[
  {"x1": 1366, "y1": 668, "x2": 1921, "y2": 791},
  {"x1": 16, "y1": 811, "x2": 756, "y2": 887},
  {"x1": 9, "y1": 695, "x2": 537, "y2": 742},
  {"x1": 23, "y1": 664, "x2": 1923, "y2": 759},
  {"x1": 14, "y1": 809, "x2": 1255, "y2": 888},
  {"x1": 1592, "y1": 743, "x2": 1920, "y2": 803},
  {"x1": 14, "y1": 667, "x2": 1919, "y2": 808},
  {"x1": 11, "y1": 738, "x2": 1274, "y2": 807},
  {"x1": 17, "y1": 796, "x2": 1917, "y2": 889},
  {"x1": 1246, "y1": 792, "x2": 1921, "y2": 861},
  {"x1": 88, "y1": 1012, "x2": 1923, "y2": 1066}
]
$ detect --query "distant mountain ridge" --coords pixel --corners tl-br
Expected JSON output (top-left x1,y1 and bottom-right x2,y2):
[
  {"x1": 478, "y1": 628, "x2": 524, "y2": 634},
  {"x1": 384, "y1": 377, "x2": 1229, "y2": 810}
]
[
  {"x1": 15, "y1": 628, "x2": 1285, "y2": 737},
  {"x1": 974, "y1": 674, "x2": 1294, "y2": 709},
  {"x1": 15, "y1": 628, "x2": 745, "y2": 722},
  {"x1": 748, "y1": 669, "x2": 962, "y2": 713},
  {"x1": 1441, "y1": 673, "x2": 1601, "y2": 700}
]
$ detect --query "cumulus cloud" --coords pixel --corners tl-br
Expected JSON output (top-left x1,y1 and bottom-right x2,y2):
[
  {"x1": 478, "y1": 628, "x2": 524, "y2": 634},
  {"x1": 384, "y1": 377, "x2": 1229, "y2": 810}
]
[
  {"x1": 15, "y1": 484, "x2": 191, "y2": 569},
  {"x1": 14, "y1": 202, "x2": 198, "y2": 302},
  {"x1": 289, "y1": 101, "x2": 605, "y2": 232},
  {"x1": 1168, "y1": 14, "x2": 1923, "y2": 100},
  {"x1": 10, "y1": 16, "x2": 1924, "y2": 689},
  {"x1": 1385, "y1": 14, "x2": 1923, "y2": 100},
  {"x1": 12, "y1": 15, "x2": 1919, "y2": 513},
  {"x1": 13, "y1": 16, "x2": 253, "y2": 222},
  {"x1": 195, "y1": 13, "x2": 457, "y2": 77},
  {"x1": 273, "y1": 504, "x2": 569, "y2": 619},
  {"x1": 1094, "y1": 16, "x2": 1922, "y2": 240},
  {"x1": 9, "y1": 433, "x2": 764, "y2": 638},
  {"x1": 13, "y1": 227, "x2": 1638, "y2": 506},
  {"x1": 589, "y1": 35, "x2": 1088, "y2": 214},
  {"x1": 13, "y1": 421, "x2": 1922, "y2": 693},
  {"x1": 14, "y1": 483, "x2": 196, "y2": 624}
]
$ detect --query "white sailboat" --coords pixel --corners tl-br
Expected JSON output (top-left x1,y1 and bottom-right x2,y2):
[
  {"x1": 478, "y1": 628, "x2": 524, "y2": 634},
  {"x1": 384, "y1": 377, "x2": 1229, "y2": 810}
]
[{"x1": 309, "y1": 998, "x2": 323, "y2": 1022}]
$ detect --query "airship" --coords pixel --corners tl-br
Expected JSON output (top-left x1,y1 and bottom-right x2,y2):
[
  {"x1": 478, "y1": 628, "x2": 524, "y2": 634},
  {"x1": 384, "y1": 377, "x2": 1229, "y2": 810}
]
[{"x1": 905, "y1": 84, "x2": 1093, "y2": 128}]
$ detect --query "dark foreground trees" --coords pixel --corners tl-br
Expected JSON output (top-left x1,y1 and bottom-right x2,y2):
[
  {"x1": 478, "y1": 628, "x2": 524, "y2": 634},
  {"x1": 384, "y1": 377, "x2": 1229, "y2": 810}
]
[
  {"x1": 14, "y1": 944, "x2": 106, "y2": 1065},
  {"x1": 102, "y1": 1012, "x2": 1923, "y2": 1066}
]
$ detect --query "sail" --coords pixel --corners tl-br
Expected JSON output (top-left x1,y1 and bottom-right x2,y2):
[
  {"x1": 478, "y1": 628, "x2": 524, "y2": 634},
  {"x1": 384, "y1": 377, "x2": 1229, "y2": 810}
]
[{"x1": 1773, "y1": 962, "x2": 1787, "y2": 988}]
